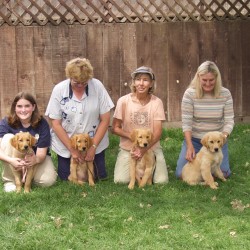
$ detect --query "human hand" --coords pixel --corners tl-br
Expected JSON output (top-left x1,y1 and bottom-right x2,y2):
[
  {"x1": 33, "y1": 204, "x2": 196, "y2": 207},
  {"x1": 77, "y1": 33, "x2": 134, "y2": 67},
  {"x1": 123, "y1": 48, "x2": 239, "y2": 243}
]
[
  {"x1": 70, "y1": 148, "x2": 85, "y2": 163},
  {"x1": 85, "y1": 146, "x2": 96, "y2": 162},
  {"x1": 131, "y1": 147, "x2": 146, "y2": 160},
  {"x1": 185, "y1": 146, "x2": 196, "y2": 162},
  {"x1": 24, "y1": 152, "x2": 37, "y2": 168},
  {"x1": 9, "y1": 158, "x2": 26, "y2": 171}
]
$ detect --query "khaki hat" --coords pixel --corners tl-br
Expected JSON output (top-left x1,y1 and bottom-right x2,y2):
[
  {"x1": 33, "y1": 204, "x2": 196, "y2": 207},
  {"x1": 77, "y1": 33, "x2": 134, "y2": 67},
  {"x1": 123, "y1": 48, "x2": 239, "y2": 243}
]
[{"x1": 131, "y1": 66, "x2": 155, "y2": 80}]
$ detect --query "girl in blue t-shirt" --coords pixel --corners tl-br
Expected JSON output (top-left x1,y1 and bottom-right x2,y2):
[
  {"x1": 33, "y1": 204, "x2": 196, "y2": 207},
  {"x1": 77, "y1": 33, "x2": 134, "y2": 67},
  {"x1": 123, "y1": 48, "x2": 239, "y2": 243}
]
[{"x1": 0, "y1": 92, "x2": 57, "y2": 192}]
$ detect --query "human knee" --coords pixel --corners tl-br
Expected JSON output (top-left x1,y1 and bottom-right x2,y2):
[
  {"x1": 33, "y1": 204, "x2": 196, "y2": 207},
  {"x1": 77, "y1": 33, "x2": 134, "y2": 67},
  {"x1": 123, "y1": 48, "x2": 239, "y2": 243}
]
[
  {"x1": 35, "y1": 175, "x2": 57, "y2": 187},
  {"x1": 154, "y1": 174, "x2": 169, "y2": 184},
  {"x1": 114, "y1": 175, "x2": 129, "y2": 184}
]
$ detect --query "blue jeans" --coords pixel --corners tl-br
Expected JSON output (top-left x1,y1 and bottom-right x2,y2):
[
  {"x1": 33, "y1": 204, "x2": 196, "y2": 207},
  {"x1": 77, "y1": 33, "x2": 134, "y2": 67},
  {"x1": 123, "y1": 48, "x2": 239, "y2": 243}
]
[
  {"x1": 57, "y1": 150, "x2": 107, "y2": 181},
  {"x1": 175, "y1": 137, "x2": 231, "y2": 178}
]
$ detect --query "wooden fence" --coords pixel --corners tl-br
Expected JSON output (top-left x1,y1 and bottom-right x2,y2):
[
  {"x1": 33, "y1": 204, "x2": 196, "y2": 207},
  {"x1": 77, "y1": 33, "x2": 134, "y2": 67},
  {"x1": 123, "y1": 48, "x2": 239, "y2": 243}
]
[{"x1": 0, "y1": 1, "x2": 250, "y2": 124}]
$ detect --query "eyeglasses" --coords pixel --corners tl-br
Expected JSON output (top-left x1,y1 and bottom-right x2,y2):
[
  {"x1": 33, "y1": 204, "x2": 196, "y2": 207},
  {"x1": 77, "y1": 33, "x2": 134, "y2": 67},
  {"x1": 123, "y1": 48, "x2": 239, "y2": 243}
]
[{"x1": 71, "y1": 79, "x2": 88, "y2": 85}]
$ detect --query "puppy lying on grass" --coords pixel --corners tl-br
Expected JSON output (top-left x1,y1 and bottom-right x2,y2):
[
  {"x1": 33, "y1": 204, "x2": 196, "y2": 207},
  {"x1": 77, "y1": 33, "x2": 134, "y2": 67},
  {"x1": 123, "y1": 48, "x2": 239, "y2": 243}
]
[{"x1": 182, "y1": 131, "x2": 227, "y2": 189}]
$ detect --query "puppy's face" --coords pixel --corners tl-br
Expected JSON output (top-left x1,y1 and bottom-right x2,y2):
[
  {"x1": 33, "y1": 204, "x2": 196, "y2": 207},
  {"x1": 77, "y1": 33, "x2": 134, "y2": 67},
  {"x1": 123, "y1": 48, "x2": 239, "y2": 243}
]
[
  {"x1": 201, "y1": 132, "x2": 225, "y2": 153},
  {"x1": 10, "y1": 132, "x2": 36, "y2": 152},
  {"x1": 131, "y1": 129, "x2": 152, "y2": 148},
  {"x1": 71, "y1": 134, "x2": 92, "y2": 151}
]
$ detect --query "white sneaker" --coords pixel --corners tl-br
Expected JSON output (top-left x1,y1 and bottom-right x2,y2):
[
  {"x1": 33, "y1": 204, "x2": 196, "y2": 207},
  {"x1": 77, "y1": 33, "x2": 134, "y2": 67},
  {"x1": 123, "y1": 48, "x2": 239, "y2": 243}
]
[{"x1": 4, "y1": 182, "x2": 16, "y2": 192}]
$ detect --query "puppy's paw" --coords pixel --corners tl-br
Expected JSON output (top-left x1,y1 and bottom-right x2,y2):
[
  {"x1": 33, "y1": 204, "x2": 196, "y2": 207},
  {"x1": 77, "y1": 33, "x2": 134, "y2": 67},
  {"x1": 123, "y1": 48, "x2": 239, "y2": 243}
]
[
  {"x1": 210, "y1": 183, "x2": 218, "y2": 189},
  {"x1": 89, "y1": 181, "x2": 95, "y2": 187},
  {"x1": 128, "y1": 183, "x2": 134, "y2": 190},
  {"x1": 24, "y1": 188, "x2": 31, "y2": 193},
  {"x1": 139, "y1": 183, "x2": 146, "y2": 188}
]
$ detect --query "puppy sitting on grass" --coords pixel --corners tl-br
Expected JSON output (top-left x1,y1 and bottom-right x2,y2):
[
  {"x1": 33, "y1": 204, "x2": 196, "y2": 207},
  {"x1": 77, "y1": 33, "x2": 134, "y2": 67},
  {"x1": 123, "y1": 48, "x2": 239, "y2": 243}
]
[
  {"x1": 128, "y1": 128, "x2": 155, "y2": 190},
  {"x1": 68, "y1": 133, "x2": 95, "y2": 186},
  {"x1": 9, "y1": 132, "x2": 37, "y2": 193},
  {"x1": 182, "y1": 131, "x2": 227, "y2": 189}
]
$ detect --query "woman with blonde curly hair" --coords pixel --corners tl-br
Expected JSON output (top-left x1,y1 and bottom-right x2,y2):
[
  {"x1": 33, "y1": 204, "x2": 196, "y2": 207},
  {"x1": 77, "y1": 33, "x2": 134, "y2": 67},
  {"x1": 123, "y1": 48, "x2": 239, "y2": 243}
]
[
  {"x1": 46, "y1": 58, "x2": 114, "y2": 181},
  {"x1": 112, "y1": 66, "x2": 169, "y2": 184},
  {"x1": 176, "y1": 61, "x2": 234, "y2": 179}
]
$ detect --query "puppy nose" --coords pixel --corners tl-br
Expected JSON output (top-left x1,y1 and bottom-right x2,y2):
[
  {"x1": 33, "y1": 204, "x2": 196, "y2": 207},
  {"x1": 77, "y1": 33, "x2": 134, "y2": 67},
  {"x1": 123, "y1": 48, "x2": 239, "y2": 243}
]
[
  {"x1": 24, "y1": 145, "x2": 28, "y2": 149},
  {"x1": 215, "y1": 148, "x2": 218, "y2": 152},
  {"x1": 143, "y1": 143, "x2": 148, "y2": 147},
  {"x1": 82, "y1": 147, "x2": 86, "y2": 151}
]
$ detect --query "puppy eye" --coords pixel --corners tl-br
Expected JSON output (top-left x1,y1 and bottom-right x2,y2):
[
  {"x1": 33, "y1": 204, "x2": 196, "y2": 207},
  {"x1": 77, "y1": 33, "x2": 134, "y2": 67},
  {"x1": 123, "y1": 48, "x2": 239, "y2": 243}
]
[{"x1": 209, "y1": 140, "x2": 214, "y2": 144}]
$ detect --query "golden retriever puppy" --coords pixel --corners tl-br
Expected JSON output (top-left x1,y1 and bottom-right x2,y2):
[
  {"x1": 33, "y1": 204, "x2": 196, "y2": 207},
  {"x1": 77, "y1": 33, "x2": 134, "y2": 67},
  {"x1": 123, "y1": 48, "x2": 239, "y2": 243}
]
[
  {"x1": 9, "y1": 132, "x2": 37, "y2": 193},
  {"x1": 182, "y1": 131, "x2": 227, "y2": 189},
  {"x1": 128, "y1": 128, "x2": 155, "y2": 190},
  {"x1": 68, "y1": 133, "x2": 95, "y2": 186}
]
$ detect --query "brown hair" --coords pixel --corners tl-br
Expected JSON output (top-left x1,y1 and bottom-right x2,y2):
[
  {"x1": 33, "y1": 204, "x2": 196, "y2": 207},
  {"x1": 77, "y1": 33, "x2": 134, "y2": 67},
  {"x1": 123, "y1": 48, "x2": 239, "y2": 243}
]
[{"x1": 8, "y1": 92, "x2": 42, "y2": 128}]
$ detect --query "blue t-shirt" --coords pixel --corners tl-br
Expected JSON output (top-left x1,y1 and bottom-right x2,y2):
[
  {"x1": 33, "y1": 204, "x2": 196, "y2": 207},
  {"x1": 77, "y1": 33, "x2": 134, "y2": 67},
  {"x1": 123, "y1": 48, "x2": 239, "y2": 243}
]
[{"x1": 0, "y1": 117, "x2": 51, "y2": 153}]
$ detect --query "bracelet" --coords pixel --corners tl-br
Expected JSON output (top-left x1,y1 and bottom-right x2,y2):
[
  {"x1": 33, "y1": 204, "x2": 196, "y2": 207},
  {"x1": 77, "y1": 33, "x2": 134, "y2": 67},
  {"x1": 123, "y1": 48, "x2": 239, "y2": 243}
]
[
  {"x1": 92, "y1": 144, "x2": 97, "y2": 149},
  {"x1": 223, "y1": 133, "x2": 228, "y2": 138}
]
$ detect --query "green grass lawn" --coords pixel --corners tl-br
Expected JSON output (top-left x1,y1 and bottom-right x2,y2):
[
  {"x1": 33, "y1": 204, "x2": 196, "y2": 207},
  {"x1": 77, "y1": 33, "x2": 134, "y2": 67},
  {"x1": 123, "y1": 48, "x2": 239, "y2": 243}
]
[{"x1": 0, "y1": 124, "x2": 249, "y2": 250}]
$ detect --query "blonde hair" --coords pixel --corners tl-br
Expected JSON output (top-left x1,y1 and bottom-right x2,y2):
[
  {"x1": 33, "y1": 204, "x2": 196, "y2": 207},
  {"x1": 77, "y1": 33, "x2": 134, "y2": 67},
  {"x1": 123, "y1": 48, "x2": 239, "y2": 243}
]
[
  {"x1": 65, "y1": 58, "x2": 93, "y2": 82},
  {"x1": 189, "y1": 61, "x2": 222, "y2": 98}
]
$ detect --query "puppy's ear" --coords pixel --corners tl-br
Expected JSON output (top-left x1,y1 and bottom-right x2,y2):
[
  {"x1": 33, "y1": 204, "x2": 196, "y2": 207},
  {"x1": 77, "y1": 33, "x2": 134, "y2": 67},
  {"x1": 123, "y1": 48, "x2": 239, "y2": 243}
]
[
  {"x1": 201, "y1": 134, "x2": 209, "y2": 148},
  {"x1": 130, "y1": 129, "x2": 137, "y2": 143},
  {"x1": 70, "y1": 135, "x2": 77, "y2": 149},
  {"x1": 10, "y1": 136, "x2": 18, "y2": 148},
  {"x1": 30, "y1": 134, "x2": 37, "y2": 147},
  {"x1": 149, "y1": 130, "x2": 153, "y2": 143}
]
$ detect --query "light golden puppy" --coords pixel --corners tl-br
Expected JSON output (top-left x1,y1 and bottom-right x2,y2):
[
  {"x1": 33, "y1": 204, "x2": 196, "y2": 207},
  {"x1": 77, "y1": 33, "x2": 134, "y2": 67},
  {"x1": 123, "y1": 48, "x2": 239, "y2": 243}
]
[
  {"x1": 128, "y1": 128, "x2": 155, "y2": 190},
  {"x1": 68, "y1": 133, "x2": 95, "y2": 186},
  {"x1": 182, "y1": 131, "x2": 227, "y2": 189},
  {"x1": 9, "y1": 132, "x2": 37, "y2": 193}
]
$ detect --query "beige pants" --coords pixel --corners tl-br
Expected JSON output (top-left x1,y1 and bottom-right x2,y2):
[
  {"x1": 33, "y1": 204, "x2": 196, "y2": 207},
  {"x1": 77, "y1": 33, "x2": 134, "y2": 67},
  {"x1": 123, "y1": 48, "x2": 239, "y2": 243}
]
[
  {"x1": 1, "y1": 133, "x2": 57, "y2": 187},
  {"x1": 114, "y1": 147, "x2": 169, "y2": 184}
]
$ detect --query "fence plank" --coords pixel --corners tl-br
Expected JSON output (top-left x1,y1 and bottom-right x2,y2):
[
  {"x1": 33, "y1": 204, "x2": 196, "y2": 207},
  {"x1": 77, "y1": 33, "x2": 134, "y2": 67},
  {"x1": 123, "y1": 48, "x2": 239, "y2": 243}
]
[
  {"x1": 33, "y1": 25, "x2": 54, "y2": 114},
  {"x1": 167, "y1": 22, "x2": 187, "y2": 122},
  {"x1": 136, "y1": 23, "x2": 152, "y2": 66},
  {"x1": 85, "y1": 24, "x2": 103, "y2": 83},
  {"x1": 50, "y1": 23, "x2": 69, "y2": 85},
  {"x1": 16, "y1": 25, "x2": 35, "y2": 94},
  {"x1": 119, "y1": 23, "x2": 137, "y2": 99},
  {"x1": 241, "y1": 21, "x2": 250, "y2": 119},
  {"x1": 0, "y1": 25, "x2": 18, "y2": 117},
  {"x1": 151, "y1": 23, "x2": 169, "y2": 117},
  {"x1": 102, "y1": 24, "x2": 121, "y2": 102}
]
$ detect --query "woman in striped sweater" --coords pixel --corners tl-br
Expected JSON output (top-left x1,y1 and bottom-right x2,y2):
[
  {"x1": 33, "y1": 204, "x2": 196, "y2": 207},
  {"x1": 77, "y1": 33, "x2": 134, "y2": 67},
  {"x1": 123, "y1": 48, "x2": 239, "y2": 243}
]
[{"x1": 176, "y1": 61, "x2": 234, "y2": 179}]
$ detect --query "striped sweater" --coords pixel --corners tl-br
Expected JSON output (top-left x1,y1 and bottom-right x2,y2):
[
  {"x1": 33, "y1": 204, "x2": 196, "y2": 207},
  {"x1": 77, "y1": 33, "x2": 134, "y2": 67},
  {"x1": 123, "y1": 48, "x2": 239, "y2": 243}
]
[{"x1": 182, "y1": 87, "x2": 234, "y2": 139}]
